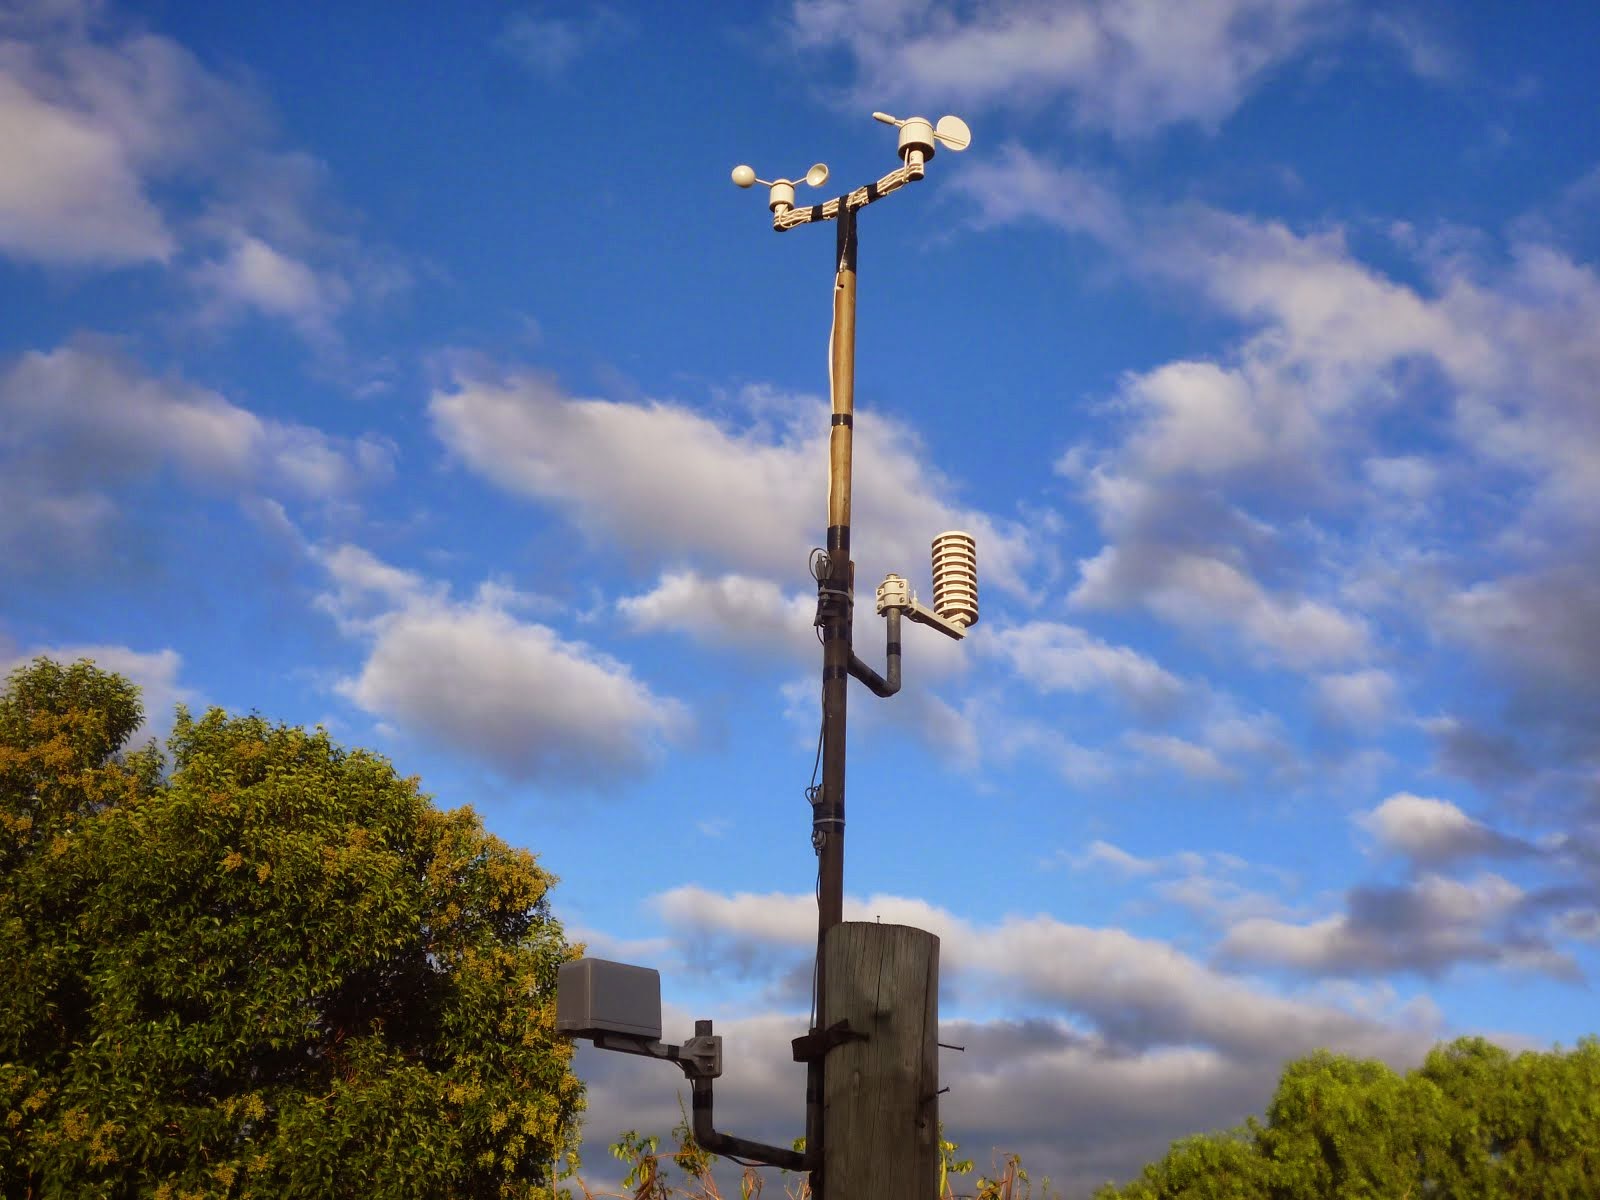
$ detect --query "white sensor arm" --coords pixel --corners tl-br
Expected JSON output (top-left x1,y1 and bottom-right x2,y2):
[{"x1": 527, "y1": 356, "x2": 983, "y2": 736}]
[{"x1": 901, "y1": 598, "x2": 968, "y2": 641}]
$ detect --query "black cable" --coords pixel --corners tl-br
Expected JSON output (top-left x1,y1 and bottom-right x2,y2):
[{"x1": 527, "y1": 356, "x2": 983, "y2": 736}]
[
  {"x1": 805, "y1": 699, "x2": 824, "y2": 808},
  {"x1": 810, "y1": 856, "x2": 821, "y2": 1030}
]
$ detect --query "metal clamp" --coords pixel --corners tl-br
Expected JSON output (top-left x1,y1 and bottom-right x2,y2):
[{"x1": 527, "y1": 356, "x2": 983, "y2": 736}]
[
  {"x1": 678, "y1": 1033, "x2": 722, "y2": 1080},
  {"x1": 791, "y1": 1018, "x2": 868, "y2": 1063}
]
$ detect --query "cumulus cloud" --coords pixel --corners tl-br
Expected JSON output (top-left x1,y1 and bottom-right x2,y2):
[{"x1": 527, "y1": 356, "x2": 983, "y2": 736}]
[
  {"x1": 986, "y1": 712, "x2": 1112, "y2": 785},
  {"x1": 190, "y1": 233, "x2": 352, "y2": 337},
  {"x1": 1442, "y1": 568, "x2": 1600, "y2": 699},
  {"x1": 1315, "y1": 668, "x2": 1399, "y2": 727},
  {"x1": 1073, "y1": 542, "x2": 1370, "y2": 669},
  {"x1": 984, "y1": 620, "x2": 1186, "y2": 714},
  {"x1": 1202, "y1": 709, "x2": 1292, "y2": 763},
  {"x1": 1154, "y1": 873, "x2": 1296, "y2": 926},
  {"x1": 957, "y1": 143, "x2": 1130, "y2": 241},
  {"x1": 317, "y1": 544, "x2": 685, "y2": 786},
  {"x1": 963, "y1": 148, "x2": 1600, "y2": 530},
  {"x1": 0, "y1": 7, "x2": 236, "y2": 263},
  {"x1": 964, "y1": 147, "x2": 1600, "y2": 799},
  {"x1": 1220, "y1": 872, "x2": 1575, "y2": 980},
  {"x1": 0, "y1": 7, "x2": 397, "y2": 336},
  {"x1": 618, "y1": 570, "x2": 816, "y2": 659},
  {"x1": 1061, "y1": 837, "x2": 1295, "y2": 924},
  {"x1": 429, "y1": 371, "x2": 1032, "y2": 594},
  {"x1": 0, "y1": 342, "x2": 392, "y2": 566},
  {"x1": 789, "y1": 0, "x2": 1345, "y2": 137},
  {"x1": 0, "y1": 68, "x2": 173, "y2": 263},
  {"x1": 1357, "y1": 793, "x2": 1534, "y2": 867},
  {"x1": 654, "y1": 885, "x2": 1434, "y2": 1063},
  {"x1": 1124, "y1": 731, "x2": 1237, "y2": 782},
  {"x1": 937, "y1": 1019, "x2": 1282, "y2": 1196}
]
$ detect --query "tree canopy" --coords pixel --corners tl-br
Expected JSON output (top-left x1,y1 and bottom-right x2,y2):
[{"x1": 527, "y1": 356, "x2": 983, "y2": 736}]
[
  {"x1": 1094, "y1": 1035, "x2": 1600, "y2": 1199},
  {"x1": 0, "y1": 657, "x2": 583, "y2": 1199}
]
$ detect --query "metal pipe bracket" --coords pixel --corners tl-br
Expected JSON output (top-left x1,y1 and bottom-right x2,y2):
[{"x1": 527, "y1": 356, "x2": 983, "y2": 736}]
[{"x1": 791, "y1": 1018, "x2": 869, "y2": 1063}]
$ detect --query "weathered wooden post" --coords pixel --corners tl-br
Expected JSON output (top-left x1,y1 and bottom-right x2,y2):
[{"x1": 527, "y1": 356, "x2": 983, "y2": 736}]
[{"x1": 822, "y1": 922, "x2": 941, "y2": 1199}]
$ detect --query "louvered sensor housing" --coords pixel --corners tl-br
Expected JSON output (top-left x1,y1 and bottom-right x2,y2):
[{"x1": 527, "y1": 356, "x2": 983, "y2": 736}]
[{"x1": 930, "y1": 530, "x2": 978, "y2": 630}]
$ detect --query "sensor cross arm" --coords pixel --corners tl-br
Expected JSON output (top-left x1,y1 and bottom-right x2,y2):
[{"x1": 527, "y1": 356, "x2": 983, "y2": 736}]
[{"x1": 900, "y1": 598, "x2": 969, "y2": 641}]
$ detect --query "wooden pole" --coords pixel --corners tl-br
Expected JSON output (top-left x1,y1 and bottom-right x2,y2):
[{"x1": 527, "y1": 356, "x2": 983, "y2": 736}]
[
  {"x1": 808, "y1": 204, "x2": 859, "y2": 1195},
  {"x1": 822, "y1": 921, "x2": 940, "y2": 1200}
]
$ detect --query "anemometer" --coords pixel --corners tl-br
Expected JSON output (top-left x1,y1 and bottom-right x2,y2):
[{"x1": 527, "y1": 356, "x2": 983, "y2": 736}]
[{"x1": 732, "y1": 109, "x2": 973, "y2": 217}]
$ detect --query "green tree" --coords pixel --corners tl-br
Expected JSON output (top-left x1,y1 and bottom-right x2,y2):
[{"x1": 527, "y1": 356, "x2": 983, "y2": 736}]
[
  {"x1": 1094, "y1": 1128, "x2": 1269, "y2": 1200},
  {"x1": 1094, "y1": 1037, "x2": 1600, "y2": 1199},
  {"x1": 0, "y1": 657, "x2": 584, "y2": 1198}
]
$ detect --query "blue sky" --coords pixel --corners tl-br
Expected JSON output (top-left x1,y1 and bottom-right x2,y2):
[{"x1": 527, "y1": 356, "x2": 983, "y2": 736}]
[{"x1": 4, "y1": 0, "x2": 1599, "y2": 1193}]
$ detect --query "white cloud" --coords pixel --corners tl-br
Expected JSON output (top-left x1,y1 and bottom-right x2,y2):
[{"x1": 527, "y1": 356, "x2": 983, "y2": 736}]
[
  {"x1": 988, "y1": 714, "x2": 1112, "y2": 785},
  {"x1": 1067, "y1": 838, "x2": 1250, "y2": 880},
  {"x1": 1220, "y1": 872, "x2": 1573, "y2": 979},
  {"x1": 1072, "y1": 838, "x2": 1160, "y2": 875},
  {"x1": 191, "y1": 233, "x2": 350, "y2": 335},
  {"x1": 654, "y1": 884, "x2": 1435, "y2": 1063},
  {"x1": 0, "y1": 10, "x2": 398, "y2": 338},
  {"x1": 1125, "y1": 731, "x2": 1236, "y2": 782},
  {"x1": 319, "y1": 545, "x2": 685, "y2": 785},
  {"x1": 1074, "y1": 544, "x2": 1370, "y2": 669},
  {"x1": 789, "y1": 0, "x2": 1344, "y2": 137},
  {"x1": 988, "y1": 151, "x2": 1600, "y2": 537},
  {"x1": 1442, "y1": 568, "x2": 1600, "y2": 695},
  {"x1": 1356, "y1": 793, "x2": 1530, "y2": 867},
  {"x1": 1155, "y1": 874, "x2": 1294, "y2": 926},
  {"x1": 0, "y1": 70, "x2": 172, "y2": 262},
  {"x1": 1363, "y1": 454, "x2": 1437, "y2": 500},
  {"x1": 618, "y1": 570, "x2": 816, "y2": 658},
  {"x1": 1369, "y1": 12, "x2": 1459, "y2": 82},
  {"x1": 1202, "y1": 710, "x2": 1290, "y2": 762},
  {"x1": 0, "y1": 13, "x2": 250, "y2": 265},
  {"x1": 955, "y1": 143, "x2": 1129, "y2": 241},
  {"x1": 313, "y1": 543, "x2": 437, "y2": 634},
  {"x1": 0, "y1": 343, "x2": 392, "y2": 565},
  {"x1": 429, "y1": 371, "x2": 1032, "y2": 594},
  {"x1": 1315, "y1": 668, "x2": 1398, "y2": 727},
  {"x1": 984, "y1": 620, "x2": 1186, "y2": 713},
  {"x1": 1063, "y1": 837, "x2": 1297, "y2": 924}
]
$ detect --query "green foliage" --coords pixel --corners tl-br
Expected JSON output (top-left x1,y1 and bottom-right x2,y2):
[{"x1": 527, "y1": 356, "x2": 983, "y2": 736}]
[
  {"x1": 603, "y1": 1103, "x2": 766, "y2": 1200},
  {"x1": 940, "y1": 1126, "x2": 975, "y2": 1197},
  {"x1": 582, "y1": 1124, "x2": 1040, "y2": 1200},
  {"x1": 0, "y1": 657, "x2": 584, "y2": 1199},
  {"x1": 1094, "y1": 1036, "x2": 1600, "y2": 1199}
]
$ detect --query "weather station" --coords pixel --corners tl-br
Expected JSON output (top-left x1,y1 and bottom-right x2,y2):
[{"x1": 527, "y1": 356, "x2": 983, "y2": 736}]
[{"x1": 556, "y1": 110, "x2": 977, "y2": 1200}]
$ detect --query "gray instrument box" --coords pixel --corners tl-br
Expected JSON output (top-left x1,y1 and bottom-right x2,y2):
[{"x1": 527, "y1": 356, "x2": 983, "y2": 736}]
[{"x1": 555, "y1": 958, "x2": 663, "y2": 1041}]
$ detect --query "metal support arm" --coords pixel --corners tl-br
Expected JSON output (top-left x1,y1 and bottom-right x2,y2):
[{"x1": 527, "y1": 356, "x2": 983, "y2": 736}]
[
  {"x1": 591, "y1": 1032, "x2": 722, "y2": 1080},
  {"x1": 686, "y1": 1021, "x2": 806, "y2": 1171},
  {"x1": 848, "y1": 606, "x2": 902, "y2": 697}
]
